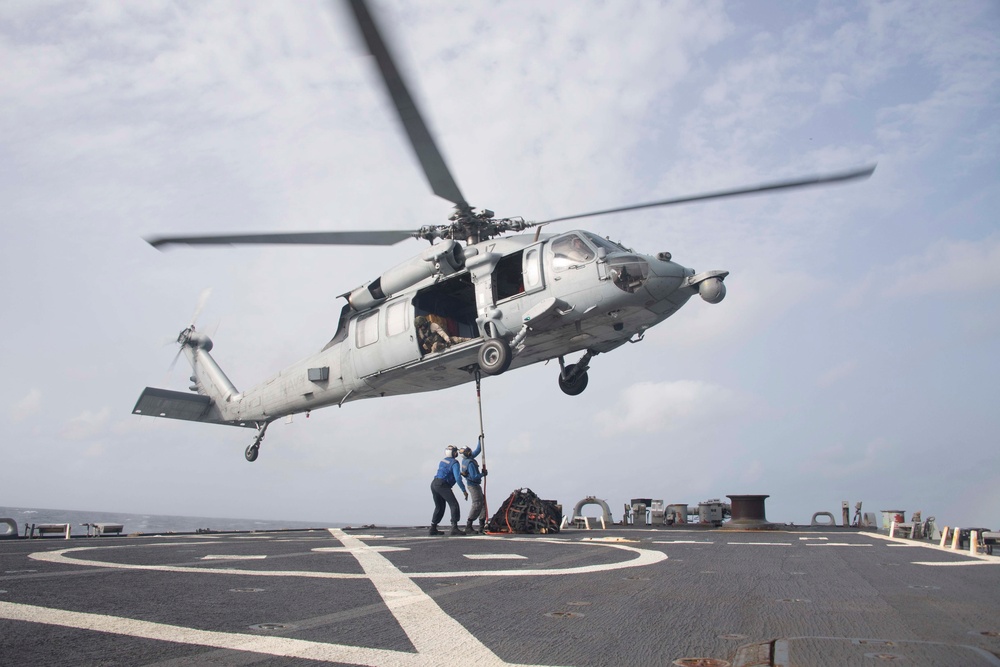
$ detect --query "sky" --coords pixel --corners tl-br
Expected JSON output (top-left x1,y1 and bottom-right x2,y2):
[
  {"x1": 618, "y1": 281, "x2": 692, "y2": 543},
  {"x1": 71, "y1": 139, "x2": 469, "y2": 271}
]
[{"x1": 2, "y1": 0, "x2": 998, "y2": 529}]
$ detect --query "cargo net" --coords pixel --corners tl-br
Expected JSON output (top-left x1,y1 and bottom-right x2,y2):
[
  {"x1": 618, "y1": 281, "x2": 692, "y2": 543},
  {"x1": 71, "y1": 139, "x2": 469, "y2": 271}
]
[{"x1": 486, "y1": 488, "x2": 562, "y2": 534}]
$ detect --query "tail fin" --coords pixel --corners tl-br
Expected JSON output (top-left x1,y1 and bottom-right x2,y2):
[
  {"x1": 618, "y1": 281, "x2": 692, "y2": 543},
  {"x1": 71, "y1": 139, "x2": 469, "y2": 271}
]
[{"x1": 133, "y1": 327, "x2": 252, "y2": 428}]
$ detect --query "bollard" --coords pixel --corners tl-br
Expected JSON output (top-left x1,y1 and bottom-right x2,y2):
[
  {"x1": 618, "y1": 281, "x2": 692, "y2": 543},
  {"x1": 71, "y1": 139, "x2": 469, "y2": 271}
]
[
  {"x1": 939, "y1": 526, "x2": 950, "y2": 549},
  {"x1": 970, "y1": 530, "x2": 980, "y2": 556},
  {"x1": 951, "y1": 528, "x2": 961, "y2": 551}
]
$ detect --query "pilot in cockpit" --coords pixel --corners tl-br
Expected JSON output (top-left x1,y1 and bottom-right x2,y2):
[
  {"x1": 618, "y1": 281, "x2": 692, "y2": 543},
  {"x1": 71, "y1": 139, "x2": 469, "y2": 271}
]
[{"x1": 552, "y1": 235, "x2": 594, "y2": 266}]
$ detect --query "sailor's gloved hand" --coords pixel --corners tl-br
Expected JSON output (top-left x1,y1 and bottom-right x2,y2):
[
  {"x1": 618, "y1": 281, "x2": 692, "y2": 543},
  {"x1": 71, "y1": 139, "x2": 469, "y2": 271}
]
[
  {"x1": 463, "y1": 491, "x2": 469, "y2": 500},
  {"x1": 482, "y1": 467, "x2": 488, "y2": 477}
]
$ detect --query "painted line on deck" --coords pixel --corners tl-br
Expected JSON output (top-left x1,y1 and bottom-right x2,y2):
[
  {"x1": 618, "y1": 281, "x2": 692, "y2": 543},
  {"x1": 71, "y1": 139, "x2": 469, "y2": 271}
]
[
  {"x1": 866, "y1": 531, "x2": 1000, "y2": 565},
  {"x1": 727, "y1": 542, "x2": 792, "y2": 546},
  {"x1": 200, "y1": 555, "x2": 268, "y2": 560},
  {"x1": 464, "y1": 554, "x2": 527, "y2": 560},
  {"x1": 29, "y1": 545, "x2": 368, "y2": 580},
  {"x1": 8, "y1": 529, "x2": 597, "y2": 667},
  {"x1": 911, "y1": 560, "x2": 999, "y2": 567},
  {"x1": 330, "y1": 528, "x2": 506, "y2": 665},
  {"x1": 0, "y1": 600, "x2": 425, "y2": 666},
  {"x1": 805, "y1": 543, "x2": 873, "y2": 547},
  {"x1": 313, "y1": 546, "x2": 410, "y2": 554},
  {"x1": 30, "y1": 536, "x2": 665, "y2": 579}
]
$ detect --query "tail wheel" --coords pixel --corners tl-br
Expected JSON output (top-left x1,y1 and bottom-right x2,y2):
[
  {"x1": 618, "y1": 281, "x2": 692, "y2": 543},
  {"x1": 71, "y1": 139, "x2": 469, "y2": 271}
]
[
  {"x1": 558, "y1": 364, "x2": 589, "y2": 396},
  {"x1": 245, "y1": 444, "x2": 259, "y2": 462},
  {"x1": 478, "y1": 338, "x2": 512, "y2": 375}
]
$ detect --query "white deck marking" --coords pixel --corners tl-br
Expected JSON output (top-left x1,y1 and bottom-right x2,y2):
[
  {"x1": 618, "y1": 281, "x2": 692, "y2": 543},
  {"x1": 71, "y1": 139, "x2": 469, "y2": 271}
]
[
  {"x1": 13, "y1": 530, "x2": 671, "y2": 665},
  {"x1": 32, "y1": 537, "x2": 665, "y2": 579},
  {"x1": 313, "y1": 546, "x2": 410, "y2": 554},
  {"x1": 329, "y1": 529, "x2": 506, "y2": 665},
  {"x1": 806, "y1": 543, "x2": 873, "y2": 547},
  {"x1": 912, "y1": 560, "x2": 998, "y2": 567},
  {"x1": 409, "y1": 538, "x2": 666, "y2": 577},
  {"x1": 464, "y1": 554, "x2": 527, "y2": 560},
  {"x1": 30, "y1": 546, "x2": 368, "y2": 580},
  {"x1": 727, "y1": 542, "x2": 791, "y2": 546},
  {"x1": 653, "y1": 540, "x2": 714, "y2": 544},
  {"x1": 0, "y1": 600, "x2": 425, "y2": 666},
  {"x1": 866, "y1": 531, "x2": 1000, "y2": 565},
  {"x1": 799, "y1": 537, "x2": 828, "y2": 541},
  {"x1": 200, "y1": 555, "x2": 267, "y2": 560}
]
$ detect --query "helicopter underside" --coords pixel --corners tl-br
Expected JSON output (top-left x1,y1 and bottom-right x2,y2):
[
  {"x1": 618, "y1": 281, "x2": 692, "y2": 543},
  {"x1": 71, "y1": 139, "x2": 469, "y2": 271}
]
[{"x1": 346, "y1": 295, "x2": 691, "y2": 401}]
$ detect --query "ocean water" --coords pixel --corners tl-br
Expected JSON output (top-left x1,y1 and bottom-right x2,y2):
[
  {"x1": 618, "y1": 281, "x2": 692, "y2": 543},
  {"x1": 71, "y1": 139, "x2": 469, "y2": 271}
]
[{"x1": 0, "y1": 506, "x2": 348, "y2": 537}]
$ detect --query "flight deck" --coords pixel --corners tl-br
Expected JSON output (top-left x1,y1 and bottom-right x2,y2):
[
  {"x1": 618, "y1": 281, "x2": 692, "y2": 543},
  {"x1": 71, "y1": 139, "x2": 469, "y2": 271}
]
[{"x1": 1, "y1": 526, "x2": 999, "y2": 666}]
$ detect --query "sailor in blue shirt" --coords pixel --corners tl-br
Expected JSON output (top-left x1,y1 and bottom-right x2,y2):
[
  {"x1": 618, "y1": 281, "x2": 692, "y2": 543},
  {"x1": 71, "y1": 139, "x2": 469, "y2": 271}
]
[
  {"x1": 460, "y1": 438, "x2": 488, "y2": 534},
  {"x1": 430, "y1": 445, "x2": 468, "y2": 536}
]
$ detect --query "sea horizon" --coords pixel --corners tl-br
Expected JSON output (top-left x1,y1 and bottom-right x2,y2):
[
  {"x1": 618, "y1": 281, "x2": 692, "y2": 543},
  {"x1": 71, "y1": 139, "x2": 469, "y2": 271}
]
[{"x1": 0, "y1": 505, "x2": 353, "y2": 537}]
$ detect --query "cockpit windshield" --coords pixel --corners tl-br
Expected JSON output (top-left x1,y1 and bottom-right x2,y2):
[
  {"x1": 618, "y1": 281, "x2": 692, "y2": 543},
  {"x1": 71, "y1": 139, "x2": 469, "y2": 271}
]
[{"x1": 584, "y1": 233, "x2": 626, "y2": 253}]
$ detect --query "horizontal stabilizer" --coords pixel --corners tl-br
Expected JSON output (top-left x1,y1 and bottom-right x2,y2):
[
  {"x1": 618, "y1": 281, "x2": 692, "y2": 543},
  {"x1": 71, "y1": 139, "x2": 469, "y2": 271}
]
[{"x1": 132, "y1": 387, "x2": 256, "y2": 428}]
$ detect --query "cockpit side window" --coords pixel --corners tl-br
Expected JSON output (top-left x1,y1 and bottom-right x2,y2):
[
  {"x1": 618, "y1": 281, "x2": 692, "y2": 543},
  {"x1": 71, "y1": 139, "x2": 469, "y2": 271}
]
[{"x1": 551, "y1": 234, "x2": 595, "y2": 270}]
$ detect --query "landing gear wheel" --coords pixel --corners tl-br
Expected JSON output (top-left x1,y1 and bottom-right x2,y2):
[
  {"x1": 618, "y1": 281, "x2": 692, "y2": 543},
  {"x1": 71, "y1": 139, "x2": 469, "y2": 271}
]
[
  {"x1": 558, "y1": 364, "x2": 589, "y2": 396},
  {"x1": 478, "y1": 338, "x2": 512, "y2": 375},
  {"x1": 245, "y1": 443, "x2": 259, "y2": 463}
]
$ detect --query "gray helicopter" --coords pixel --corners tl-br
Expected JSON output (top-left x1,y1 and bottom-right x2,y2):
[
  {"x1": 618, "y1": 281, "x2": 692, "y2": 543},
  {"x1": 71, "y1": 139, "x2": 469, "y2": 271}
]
[{"x1": 133, "y1": 0, "x2": 874, "y2": 462}]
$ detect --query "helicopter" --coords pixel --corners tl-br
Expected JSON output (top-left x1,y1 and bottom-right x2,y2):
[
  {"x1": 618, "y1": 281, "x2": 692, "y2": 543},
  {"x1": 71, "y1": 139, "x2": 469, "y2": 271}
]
[{"x1": 133, "y1": 0, "x2": 875, "y2": 462}]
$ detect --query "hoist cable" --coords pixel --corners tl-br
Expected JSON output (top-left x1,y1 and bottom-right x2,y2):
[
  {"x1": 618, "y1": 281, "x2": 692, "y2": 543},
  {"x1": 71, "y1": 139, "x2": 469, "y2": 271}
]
[{"x1": 474, "y1": 368, "x2": 489, "y2": 527}]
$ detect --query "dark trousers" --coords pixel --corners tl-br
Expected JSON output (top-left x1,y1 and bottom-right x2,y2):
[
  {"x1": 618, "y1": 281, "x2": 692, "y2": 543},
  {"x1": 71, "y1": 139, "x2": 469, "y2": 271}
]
[
  {"x1": 431, "y1": 478, "x2": 460, "y2": 525},
  {"x1": 468, "y1": 483, "x2": 485, "y2": 523}
]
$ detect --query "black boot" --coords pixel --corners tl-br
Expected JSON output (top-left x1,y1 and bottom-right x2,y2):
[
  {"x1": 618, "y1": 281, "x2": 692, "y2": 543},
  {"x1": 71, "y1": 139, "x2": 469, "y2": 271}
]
[
  {"x1": 477, "y1": 521, "x2": 486, "y2": 535},
  {"x1": 429, "y1": 524, "x2": 443, "y2": 536},
  {"x1": 465, "y1": 520, "x2": 474, "y2": 534},
  {"x1": 450, "y1": 523, "x2": 465, "y2": 536}
]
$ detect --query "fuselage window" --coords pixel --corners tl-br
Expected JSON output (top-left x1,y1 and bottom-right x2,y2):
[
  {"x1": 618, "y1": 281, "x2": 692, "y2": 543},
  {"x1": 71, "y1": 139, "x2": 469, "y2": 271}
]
[
  {"x1": 551, "y1": 234, "x2": 595, "y2": 270},
  {"x1": 494, "y1": 250, "x2": 526, "y2": 301},
  {"x1": 385, "y1": 300, "x2": 408, "y2": 337},
  {"x1": 524, "y1": 247, "x2": 541, "y2": 289},
  {"x1": 356, "y1": 310, "x2": 379, "y2": 348}
]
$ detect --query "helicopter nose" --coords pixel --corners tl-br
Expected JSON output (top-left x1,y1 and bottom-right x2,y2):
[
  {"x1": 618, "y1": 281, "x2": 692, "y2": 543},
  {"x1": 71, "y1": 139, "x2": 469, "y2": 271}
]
[{"x1": 642, "y1": 257, "x2": 689, "y2": 302}]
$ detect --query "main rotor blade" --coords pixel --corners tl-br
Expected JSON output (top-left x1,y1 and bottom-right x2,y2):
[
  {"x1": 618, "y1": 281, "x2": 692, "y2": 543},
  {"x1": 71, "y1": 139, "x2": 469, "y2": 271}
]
[
  {"x1": 536, "y1": 164, "x2": 877, "y2": 226},
  {"x1": 347, "y1": 0, "x2": 468, "y2": 209},
  {"x1": 146, "y1": 230, "x2": 414, "y2": 250}
]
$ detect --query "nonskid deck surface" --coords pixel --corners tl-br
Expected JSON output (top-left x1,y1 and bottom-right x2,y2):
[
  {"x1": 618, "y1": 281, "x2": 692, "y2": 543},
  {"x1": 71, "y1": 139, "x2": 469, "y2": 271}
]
[{"x1": 1, "y1": 527, "x2": 998, "y2": 666}]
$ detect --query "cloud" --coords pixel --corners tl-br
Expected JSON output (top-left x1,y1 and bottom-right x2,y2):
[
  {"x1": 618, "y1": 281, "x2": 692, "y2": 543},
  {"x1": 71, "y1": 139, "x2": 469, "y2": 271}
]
[
  {"x1": 843, "y1": 235, "x2": 1000, "y2": 306},
  {"x1": 817, "y1": 360, "x2": 858, "y2": 388},
  {"x1": 798, "y1": 436, "x2": 895, "y2": 480},
  {"x1": 881, "y1": 235, "x2": 1000, "y2": 298},
  {"x1": 11, "y1": 388, "x2": 42, "y2": 422},
  {"x1": 61, "y1": 407, "x2": 110, "y2": 441},
  {"x1": 595, "y1": 380, "x2": 751, "y2": 435}
]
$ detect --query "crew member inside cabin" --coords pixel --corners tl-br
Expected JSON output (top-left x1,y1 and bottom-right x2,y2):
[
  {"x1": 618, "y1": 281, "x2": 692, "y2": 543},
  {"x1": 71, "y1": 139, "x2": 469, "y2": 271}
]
[{"x1": 415, "y1": 315, "x2": 470, "y2": 354}]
